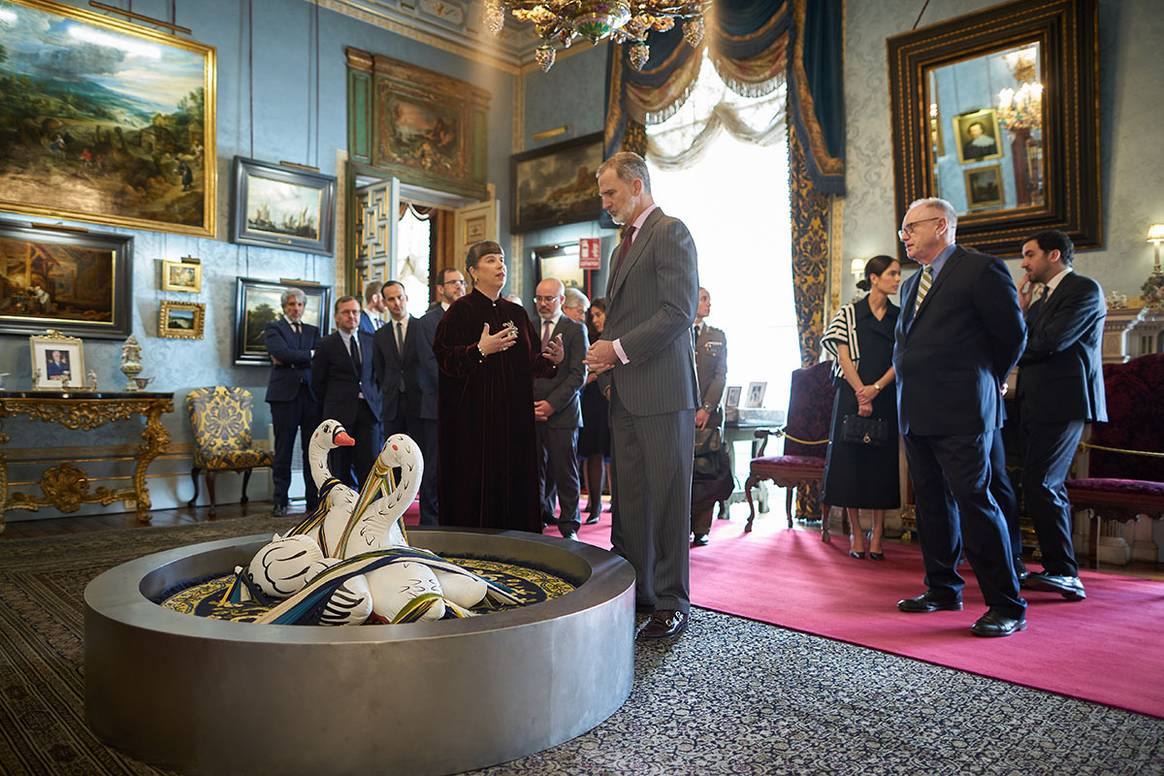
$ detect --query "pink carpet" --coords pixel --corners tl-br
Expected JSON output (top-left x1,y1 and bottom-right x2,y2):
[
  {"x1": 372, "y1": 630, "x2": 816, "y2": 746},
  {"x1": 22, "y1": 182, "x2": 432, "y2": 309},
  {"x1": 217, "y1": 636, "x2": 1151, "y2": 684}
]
[{"x1": 549, "y1": 505, "x2": 1164, "y2": 719}]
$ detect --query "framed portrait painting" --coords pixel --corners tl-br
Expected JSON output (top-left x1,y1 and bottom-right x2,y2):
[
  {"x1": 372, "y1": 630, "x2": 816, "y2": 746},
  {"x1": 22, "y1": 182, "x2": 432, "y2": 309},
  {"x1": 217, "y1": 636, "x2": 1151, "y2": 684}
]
[
  {"x1": 0, "y1": 0, "x2": 216, "y2": 236},
  {"x1": 0, "y1": 220, "x2": 133, "y2": 339},
  {"x1": 233, "y1": 277, "x2": 331, "y2": 366},
  {"x1": 964, "y1": 165, "x2": 1004, "y2": 210},
  {"x1": 230, "y1": 157, "x2": 337, "y2": 256},
  {"x1": 953, "y1": 109, "x2": 1003, "y2": 164},
  {"x1": 512, "y1": 133, "x2": 604, "y2": 234},
  {"x1": 159, "y1": 300, "x2": 205, "y2": 340},
  {"x1": 161, "y1": 258, "x2": 202, "y2": 293},
  {"x1": 29, "y1": 330, "x2": 85, "y2": 390}
]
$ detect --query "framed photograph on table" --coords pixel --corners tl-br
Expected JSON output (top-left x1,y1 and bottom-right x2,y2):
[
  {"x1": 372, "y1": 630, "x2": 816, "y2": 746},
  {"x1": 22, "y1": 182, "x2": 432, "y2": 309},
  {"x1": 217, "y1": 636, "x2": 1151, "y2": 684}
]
[
  {"x1": 29, "y1": 330, "x2": 85, "y2": 390},
  {"x1": 233, "y1": 277, "x2": 331, "y2": 365},
  {"x1": 725, "y1": 386, "x2": 742, "y2": 409},
  {"x1": 230, "y1": 157, "x2": 336, "y2": 256},
  {"x1": 161, "y1": 259, "x2": 202, "y2": 293},
  {"x1": 0, "y1": 220, "x2": 133, "y2": 339},
  {"x1": 744, "y1": 381, "x2": 768, "y2": 409},
  {"x1": 159, "y1": 300, "x2": 205, "y2": 340}
]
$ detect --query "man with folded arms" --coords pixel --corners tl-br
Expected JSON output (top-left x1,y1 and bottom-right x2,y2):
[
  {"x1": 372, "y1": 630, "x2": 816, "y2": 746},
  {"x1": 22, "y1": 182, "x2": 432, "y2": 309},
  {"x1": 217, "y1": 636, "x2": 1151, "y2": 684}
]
[{"x1": 1015, "y1": 230, "x2": 1106, "y2": 601}]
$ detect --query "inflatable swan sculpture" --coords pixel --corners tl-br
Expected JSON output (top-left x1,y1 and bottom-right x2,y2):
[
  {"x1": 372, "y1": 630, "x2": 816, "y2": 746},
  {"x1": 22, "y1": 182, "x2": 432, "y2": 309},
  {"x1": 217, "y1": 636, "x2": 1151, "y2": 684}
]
[{"x1": 230, "y1": 420, "x2": 518, "y2": 625}]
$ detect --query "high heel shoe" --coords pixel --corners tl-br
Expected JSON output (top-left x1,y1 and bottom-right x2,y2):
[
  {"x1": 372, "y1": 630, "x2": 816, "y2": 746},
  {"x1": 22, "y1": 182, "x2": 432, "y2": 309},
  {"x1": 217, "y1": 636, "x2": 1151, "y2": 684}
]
[
  {"x1": 868, "y1": 551, "x2": 885, "y2": 561},
  {"x1": 849, "y1": 550, "x2": 866, "y2": 560}
]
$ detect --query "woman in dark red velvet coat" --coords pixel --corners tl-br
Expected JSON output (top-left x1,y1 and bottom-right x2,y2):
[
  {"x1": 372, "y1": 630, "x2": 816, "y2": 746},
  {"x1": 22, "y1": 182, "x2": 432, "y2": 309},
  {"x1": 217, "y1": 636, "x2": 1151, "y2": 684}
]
[{"x1": 433, "y1": 241, "x2": 564, "y2": 532}]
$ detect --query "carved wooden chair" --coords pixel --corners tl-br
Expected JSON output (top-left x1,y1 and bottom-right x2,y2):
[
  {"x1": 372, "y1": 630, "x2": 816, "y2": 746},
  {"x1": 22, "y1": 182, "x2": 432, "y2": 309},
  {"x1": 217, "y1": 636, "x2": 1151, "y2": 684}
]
[
  {"x1": 186, "y1": 386, "x2": 273, "y2": 516},
  {"x1": 744, "y1": 361, "x2": 836, "y2": 533},
  {"x1": 1064, "y1": 353, "x2": 1164, "y2": 568}
]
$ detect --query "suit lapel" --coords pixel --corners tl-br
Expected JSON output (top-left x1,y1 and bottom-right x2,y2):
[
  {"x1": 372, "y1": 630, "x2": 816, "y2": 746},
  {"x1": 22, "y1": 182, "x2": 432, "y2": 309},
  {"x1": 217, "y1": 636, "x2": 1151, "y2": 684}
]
[
  {"x1": 910, "y1": 247, "x2": 964, "y2": 330},
  {"x1": 609, "y1": 208, "x2": 663, "y2": 299}
]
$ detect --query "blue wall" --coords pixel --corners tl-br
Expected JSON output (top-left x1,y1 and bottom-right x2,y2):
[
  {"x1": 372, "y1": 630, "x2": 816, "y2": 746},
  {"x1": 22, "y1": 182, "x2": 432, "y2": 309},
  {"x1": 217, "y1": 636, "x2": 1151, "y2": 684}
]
[{"x1": 0, "y1": 0, "x2": 516, "y2": 518}]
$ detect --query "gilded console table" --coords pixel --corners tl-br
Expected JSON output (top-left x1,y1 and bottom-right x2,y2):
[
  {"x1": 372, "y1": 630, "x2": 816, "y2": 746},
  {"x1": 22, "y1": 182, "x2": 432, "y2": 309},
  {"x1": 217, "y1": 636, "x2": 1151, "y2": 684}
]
[{"x1": 0, "y1": 391, "x2": 174, "y2": 532}]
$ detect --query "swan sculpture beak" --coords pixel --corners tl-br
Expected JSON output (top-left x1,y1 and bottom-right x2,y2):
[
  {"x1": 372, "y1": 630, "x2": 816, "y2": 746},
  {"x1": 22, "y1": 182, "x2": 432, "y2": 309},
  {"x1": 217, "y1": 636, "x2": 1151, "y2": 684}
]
[{"x1": 333, "y1": 430, "x2": 356, "y2": 447}]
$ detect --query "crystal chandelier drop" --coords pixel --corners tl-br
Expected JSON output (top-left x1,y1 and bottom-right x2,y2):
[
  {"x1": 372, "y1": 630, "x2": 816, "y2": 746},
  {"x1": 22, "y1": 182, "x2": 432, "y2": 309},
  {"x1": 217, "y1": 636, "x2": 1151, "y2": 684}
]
[
  {"x1": 996, "y1": 81, "x2": 1043, "y2": 132},
  {"x1": 485, "y1": 0, "x2": 707, "y2": 72}
]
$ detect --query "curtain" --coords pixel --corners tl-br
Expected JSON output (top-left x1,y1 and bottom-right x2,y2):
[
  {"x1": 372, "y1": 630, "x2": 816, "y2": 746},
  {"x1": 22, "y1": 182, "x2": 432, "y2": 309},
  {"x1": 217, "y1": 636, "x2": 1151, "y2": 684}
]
[{"x1": 605, "y1": 0, "x2": 843, "y2": 194}]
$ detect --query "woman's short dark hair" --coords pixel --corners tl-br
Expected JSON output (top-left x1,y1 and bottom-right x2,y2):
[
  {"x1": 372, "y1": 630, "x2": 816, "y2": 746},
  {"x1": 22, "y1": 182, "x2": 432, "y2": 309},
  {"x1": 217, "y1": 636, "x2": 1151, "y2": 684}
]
[
  {"x1": 1028, "y1": 230, "x2": 1075, "y2": 266},
  {"x1": 465, "y1": 241, "x2": 504, "y2": 274},
  {"x1": 856, "y1": 255, "x2": 898, "y2": 292}
]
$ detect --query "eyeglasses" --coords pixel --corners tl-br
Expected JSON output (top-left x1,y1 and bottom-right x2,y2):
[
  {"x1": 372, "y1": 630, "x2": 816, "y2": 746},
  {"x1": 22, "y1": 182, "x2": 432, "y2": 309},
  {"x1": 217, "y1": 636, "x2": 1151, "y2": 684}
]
[
  {"x1": 897, "y1": 216, "x2": 943, "y2": 240},
  {"x1": 443, "y1": 279, "x2": 467, "y2": 286},
  {"x1": 534, "y1": 295, "x2": 561, "y2": 303}
]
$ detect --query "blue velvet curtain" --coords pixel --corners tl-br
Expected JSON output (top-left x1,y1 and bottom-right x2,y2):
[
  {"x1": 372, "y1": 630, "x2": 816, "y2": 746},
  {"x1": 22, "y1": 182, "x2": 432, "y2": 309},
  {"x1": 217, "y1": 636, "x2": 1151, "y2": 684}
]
[{"x1": 604, "y1": 0, "x2": 845, "y2": 194}]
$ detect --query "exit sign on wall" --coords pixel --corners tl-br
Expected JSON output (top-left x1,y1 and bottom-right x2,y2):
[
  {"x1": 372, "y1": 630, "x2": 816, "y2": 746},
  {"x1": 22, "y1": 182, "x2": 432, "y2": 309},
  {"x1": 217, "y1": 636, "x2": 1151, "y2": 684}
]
[{"x1": 579, "y1": 238, "x2": 601, "y2": 270}]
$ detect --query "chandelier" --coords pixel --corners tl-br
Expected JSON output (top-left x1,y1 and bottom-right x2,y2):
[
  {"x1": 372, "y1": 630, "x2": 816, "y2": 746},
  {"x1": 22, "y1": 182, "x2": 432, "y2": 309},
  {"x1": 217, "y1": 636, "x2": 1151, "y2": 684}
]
[
  {"x1": 484, "y1": 0, "x2": 707, "y2": 72},
  {"x1": 996, "y1": 48, "x2": 1043, "y2": 132}
]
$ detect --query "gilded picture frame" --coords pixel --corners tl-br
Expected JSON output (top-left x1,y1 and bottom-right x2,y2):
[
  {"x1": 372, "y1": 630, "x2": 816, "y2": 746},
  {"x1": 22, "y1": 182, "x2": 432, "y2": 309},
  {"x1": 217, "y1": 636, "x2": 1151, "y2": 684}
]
[
  {"x1": 964, "y1": 165, "x2": 1005, "y2": 210},
  {"x1": 233, "y1": 277, "x2": 331, "y2": 366},
  {"x1": 29, "y1": 329, "x2": 85, "y2": 390},
  {"x1": 159, "y1": 300, "x2": 205, "y2": 340},
  {"x1": 0, "y1": 0, "x2": 217, "y2": 236},
  {"x1": 230, "y1": 157, "x2": 337, "y2": 256},
  {"x1": 0, "y1": 220, "x2": 133, "y2": 339},
  {"x1": 161, "y1": 259, "x2": 202, "y2": 293},
  {"x1": 512, "y1": 133, "x2": 604, "y2": 234},
  {"x1": 953, "y1": 109, "x2": 1004, "y2": 164}
]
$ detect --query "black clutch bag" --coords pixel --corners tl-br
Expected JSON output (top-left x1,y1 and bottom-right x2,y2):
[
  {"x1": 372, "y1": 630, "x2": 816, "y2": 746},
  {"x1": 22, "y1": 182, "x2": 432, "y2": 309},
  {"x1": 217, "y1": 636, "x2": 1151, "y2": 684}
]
[{"x1": 840, "y1": 414, "x2": 890, "y2": 446}]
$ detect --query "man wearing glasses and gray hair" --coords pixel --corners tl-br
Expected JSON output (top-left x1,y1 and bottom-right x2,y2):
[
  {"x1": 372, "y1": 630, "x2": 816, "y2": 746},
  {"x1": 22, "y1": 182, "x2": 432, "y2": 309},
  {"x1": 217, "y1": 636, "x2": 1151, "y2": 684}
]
[{"x1": 893, "y1": 197, "x2": 1028, "y2": 638}]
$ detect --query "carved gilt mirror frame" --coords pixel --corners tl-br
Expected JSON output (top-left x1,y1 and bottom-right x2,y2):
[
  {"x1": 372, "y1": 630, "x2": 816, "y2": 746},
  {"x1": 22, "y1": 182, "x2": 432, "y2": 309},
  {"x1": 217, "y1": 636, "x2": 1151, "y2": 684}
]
[{"x1": 888, "y1": 0, "x2": 1100, "y2": 258}]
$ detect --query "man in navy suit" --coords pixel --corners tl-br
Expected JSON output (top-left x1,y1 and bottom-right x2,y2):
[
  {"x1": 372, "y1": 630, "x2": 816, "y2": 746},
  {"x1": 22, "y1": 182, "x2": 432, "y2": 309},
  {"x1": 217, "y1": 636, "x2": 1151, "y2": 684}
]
[
  {"x1": 358, "y1": 280, "x2": 386, "y2": 335},
  {"x1": 413, "y1": 268, "x2": 467, "y2": 525},
  {"x1": 265, "y1": 287, "x2": 321, "y2": 516},
  {"x1": 311, "y1": 296, "x2": 381, "y2": 489},
  {"x1": 1016, "y1": 230, "x2": 1106, "y2": 601},
  {"x1": 893, "y1": 197, "x2": 1028, "y2": 637},
  {"x1": 532, "y1": 278, "x2": 589, "y2": 539},
  {"x1": 372, "y1": 280, "x2": 422, "y2": 440}
]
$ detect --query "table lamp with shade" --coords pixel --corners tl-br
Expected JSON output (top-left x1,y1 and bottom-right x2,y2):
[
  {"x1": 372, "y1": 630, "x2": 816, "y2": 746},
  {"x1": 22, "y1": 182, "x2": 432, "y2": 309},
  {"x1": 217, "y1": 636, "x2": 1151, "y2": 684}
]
[{"x1": 1143, "y1": 223, "x2": 1164, "y2": 309}]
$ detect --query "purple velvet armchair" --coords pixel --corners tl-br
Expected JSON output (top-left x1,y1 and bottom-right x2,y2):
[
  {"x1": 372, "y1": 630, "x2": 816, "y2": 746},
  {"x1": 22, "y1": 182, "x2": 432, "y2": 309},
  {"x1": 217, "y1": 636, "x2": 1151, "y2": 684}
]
[
  {"x1": 745, "y1": 361, "x2": 837, "y2": 534},
  {"x1": 1064, "y1": 353, "x2": 1164, "y2": 568}
]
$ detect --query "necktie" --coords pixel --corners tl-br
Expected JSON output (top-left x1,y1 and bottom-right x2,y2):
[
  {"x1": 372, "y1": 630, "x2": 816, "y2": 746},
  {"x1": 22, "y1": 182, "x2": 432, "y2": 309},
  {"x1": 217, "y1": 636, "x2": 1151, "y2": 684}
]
[
  {"x1": 693, "y1": 324, "x2": 701, "y2": 341},
  {"x1": 349, "y1": 334, "x2": 361, "y2": 374},
  {"x1": 292, "y1": 322, "x2": 300, "y2": 335},
  {"x1": 1027, "y1": 288, "x2": 1047, "y2": 322},
  {"x1": 914, "y1": 266, "x2": 933, "y2": 314},
  {"x1": 541, "y1": 320, "x2": 552, "y2": 349},
  {"x1": 396, "y1": 321, "x2": 404, "y2": 354},
  {"x1": 611, "y1": 225, "x2": 636, "y2": 284}
]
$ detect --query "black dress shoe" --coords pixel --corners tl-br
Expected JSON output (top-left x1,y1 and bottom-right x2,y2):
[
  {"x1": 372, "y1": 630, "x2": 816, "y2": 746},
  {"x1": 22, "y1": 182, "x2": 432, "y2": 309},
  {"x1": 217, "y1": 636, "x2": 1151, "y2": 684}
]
[
  {"x1": 584, "y1": 513, "x2": 601, "y2": 525},
  {"x1": 638, "y1": 609, "x2": 688, "y2": 639},
  {"x1": 868, "y1": 551, "x2": 885, "y2": 561},
  {"x1": 561, "y1": 530, "x2": 579, "y2": 541},
  {"x1": 692, "y1": 533, "x2": 709, "y2": 547},
  {"x1": 271, "y1": 504, "x2": 288, "y2": 517},
  {"x1": 1026, "y1": 572, "x2": 1086, "y2": 600},
  {"x1": 849, "y1": 550, "x2": 866, "y2": 560},
  {"x1": 897, "y1": 591, "x2": 963, "y2": 613},
  {"x1": 1014, "y1": 555, "x2": 1030, "y2": 584},
  {"x1": 970, "y1": 608, "x2": 1027, "y2": 637}
]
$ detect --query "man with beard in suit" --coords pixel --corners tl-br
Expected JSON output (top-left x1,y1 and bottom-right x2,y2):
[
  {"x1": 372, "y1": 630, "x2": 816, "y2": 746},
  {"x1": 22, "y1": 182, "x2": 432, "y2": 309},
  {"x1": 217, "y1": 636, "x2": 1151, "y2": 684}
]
[
  {"x1": 311, "y1": 296, "x2": 381, "y2": 489},
  {"x1": 532, "y1": 278, "x2": 589, "y2": 539},
  {"x1": 1015, "y1": 230, "x2": 1106, "y2": 601},
  {"x1": 894, "y1": 196, "x2": 1028, "y2": 637},
  {"x1": 585, "y1": 151, "x2": 699, "y2": 640},
  {"x1": 372, "y1": 281, "x2": 422, "y2": 441},
  {"x1": 265, "y1": 287, "x2": 321, "y2": 516},
  {"x1": 414, "y1": 268, "x2": 467, "y2": 525}
]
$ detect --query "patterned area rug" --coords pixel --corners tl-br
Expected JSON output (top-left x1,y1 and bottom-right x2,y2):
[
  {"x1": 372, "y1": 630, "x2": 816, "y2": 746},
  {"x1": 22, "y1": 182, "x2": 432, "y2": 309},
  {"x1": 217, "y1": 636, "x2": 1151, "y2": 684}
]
[{"x1": 2, "y1": 517, "x2": 1163, "y2": 775}]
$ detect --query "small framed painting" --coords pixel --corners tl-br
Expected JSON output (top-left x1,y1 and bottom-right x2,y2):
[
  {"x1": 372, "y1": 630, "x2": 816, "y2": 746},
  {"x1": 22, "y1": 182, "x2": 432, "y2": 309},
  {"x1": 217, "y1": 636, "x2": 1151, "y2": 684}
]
[
  {"x1": 744, "y1": 381, "x2": 768, "y2": 409},
  {"x1": 725, "y1": 385, "x2": 742, "y2": 409},
  {"x1": 29, "y1": 330, "x2": 85, "y2": 390},
  {"x1": 230, "y1": 157, "x2": 337, "y2": 256},
  {"x1": 159, "y1": 300, "x2": 205, "y2": 340},
  {"x1": 161, "y1": 258, "x2": 202, "y2": 293}
]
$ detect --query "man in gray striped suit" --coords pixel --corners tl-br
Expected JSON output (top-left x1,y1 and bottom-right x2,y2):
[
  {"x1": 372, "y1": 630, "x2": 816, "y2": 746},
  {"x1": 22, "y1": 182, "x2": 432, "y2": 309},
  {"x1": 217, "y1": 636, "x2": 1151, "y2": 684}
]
[{"x1": 586, "y1": 151, "x2": 699, "y2": 640}]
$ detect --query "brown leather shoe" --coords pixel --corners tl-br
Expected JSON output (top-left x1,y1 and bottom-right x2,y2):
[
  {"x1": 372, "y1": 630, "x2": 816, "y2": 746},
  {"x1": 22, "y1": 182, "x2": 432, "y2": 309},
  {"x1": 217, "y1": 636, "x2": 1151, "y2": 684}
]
[{"x1": 638, "y1": 609, "x2": 688, "y2": 639}]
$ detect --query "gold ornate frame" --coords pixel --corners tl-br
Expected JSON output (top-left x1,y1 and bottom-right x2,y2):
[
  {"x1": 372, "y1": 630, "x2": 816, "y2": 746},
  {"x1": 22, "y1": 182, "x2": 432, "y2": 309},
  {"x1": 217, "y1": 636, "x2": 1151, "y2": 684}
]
[
  {"x1": 0, "y1": 0, "x2": 217, "y2": 237},
  {"x1": 161, "y1": 259, "x2": 203, "y2": 293},
  {"x1": 28, "y1": 330, "x2": 86, "y2": 391},
  {"x1": 159, "y1": 300, "x2": 206, "y2": 340},
  {"x1": 888, "y1": 0, "x2": 1100, "y2": 258}
]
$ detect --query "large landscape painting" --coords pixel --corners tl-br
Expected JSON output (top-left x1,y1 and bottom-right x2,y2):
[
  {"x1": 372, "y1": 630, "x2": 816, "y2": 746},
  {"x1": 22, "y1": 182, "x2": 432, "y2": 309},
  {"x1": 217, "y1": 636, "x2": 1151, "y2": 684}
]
[{"x1": 0, "y1": 0, "x2": 216, "y2": 235}]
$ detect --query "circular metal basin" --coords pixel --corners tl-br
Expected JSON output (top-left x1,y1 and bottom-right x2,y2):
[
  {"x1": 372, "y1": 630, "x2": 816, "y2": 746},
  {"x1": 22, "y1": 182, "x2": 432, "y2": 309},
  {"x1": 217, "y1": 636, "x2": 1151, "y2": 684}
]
[{"x1": 84, "y1": 528, "x2": 635, "y2": 775}]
